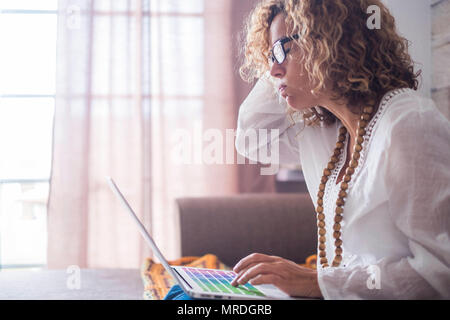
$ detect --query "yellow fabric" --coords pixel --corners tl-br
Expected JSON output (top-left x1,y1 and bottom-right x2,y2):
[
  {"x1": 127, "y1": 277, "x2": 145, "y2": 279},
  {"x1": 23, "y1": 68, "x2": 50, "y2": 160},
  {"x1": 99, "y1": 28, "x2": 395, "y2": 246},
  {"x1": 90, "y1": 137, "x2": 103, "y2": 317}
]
[
  {"x1": 141, "y1": 254, "x2": 229, "y2": 300},
  {"x1": 141, "y1": 254, "x2": 317, "y2": 300},
  {"x1": 302, "y1": 254, "x2": 317, "y2": 269}
]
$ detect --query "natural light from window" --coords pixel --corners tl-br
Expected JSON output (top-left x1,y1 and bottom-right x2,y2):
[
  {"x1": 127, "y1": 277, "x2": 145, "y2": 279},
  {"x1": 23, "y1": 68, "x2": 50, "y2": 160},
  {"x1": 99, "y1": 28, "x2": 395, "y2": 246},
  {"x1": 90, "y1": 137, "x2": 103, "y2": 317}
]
[{"x1": 0, "y1": 0, "x2": 57, "y2": 270}]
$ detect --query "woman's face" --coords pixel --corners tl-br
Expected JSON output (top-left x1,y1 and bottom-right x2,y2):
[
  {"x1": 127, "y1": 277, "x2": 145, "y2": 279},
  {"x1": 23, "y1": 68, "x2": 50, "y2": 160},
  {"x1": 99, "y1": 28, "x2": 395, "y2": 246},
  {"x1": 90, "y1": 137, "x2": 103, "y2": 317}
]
[{"x1": 269, "y1": 14, "x2": 322, "y2": 110}]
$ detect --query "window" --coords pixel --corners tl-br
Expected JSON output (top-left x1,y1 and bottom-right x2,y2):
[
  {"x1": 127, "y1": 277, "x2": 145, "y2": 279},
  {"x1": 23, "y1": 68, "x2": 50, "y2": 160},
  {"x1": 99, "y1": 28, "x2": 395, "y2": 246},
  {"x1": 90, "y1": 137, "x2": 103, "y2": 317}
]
[{"x1": 0, "y1": 0, "x2": 57, "y2": 270}]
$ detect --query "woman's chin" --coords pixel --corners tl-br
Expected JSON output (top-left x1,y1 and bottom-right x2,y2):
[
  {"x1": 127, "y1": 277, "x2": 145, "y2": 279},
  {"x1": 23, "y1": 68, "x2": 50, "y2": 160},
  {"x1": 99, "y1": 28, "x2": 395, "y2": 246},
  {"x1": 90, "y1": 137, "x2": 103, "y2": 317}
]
[
  {"x1": 286, "y1": 96, "x2": 310, "y2": 111},
  {"x1": 286, "y1": 96, "x2": 295, "y2": 108}
]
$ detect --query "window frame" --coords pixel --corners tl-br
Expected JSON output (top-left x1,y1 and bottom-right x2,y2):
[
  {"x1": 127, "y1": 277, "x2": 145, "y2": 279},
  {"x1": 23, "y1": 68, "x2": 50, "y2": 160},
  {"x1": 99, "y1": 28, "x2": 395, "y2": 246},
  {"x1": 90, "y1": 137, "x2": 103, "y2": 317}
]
[{"x1": 0, "y1": 6, "x2": 57, "y2": 270}]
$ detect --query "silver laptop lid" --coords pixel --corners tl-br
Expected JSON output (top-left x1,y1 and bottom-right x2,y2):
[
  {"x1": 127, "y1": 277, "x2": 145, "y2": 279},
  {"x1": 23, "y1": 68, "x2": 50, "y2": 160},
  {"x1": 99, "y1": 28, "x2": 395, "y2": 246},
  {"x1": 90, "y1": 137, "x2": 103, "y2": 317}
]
[{"x1": 106, "y1": 176, "x2": 185, "y2": 289}]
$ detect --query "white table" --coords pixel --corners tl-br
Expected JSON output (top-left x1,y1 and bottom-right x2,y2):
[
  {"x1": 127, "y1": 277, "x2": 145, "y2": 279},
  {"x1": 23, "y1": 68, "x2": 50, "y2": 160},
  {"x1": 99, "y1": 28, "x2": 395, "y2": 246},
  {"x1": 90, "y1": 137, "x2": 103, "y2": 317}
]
[{"x1": 0, "y1": 268, "x2": 143, "y2": 300}]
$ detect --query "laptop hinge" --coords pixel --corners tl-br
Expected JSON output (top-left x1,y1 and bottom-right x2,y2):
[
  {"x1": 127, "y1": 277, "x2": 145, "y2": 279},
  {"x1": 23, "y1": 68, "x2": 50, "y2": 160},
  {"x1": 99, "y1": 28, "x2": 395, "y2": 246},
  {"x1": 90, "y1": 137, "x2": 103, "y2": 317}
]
[{"x1": 173, "y1": 268, "x2": 193, "y2": 289}]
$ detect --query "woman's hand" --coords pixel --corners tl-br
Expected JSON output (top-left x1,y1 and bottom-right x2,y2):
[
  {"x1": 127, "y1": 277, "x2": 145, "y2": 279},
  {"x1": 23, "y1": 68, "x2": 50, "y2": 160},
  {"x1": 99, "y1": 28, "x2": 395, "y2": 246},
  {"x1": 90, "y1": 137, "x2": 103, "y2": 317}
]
[{"x1": 230, "y1": 253, "x2": 323, "y2": 298}]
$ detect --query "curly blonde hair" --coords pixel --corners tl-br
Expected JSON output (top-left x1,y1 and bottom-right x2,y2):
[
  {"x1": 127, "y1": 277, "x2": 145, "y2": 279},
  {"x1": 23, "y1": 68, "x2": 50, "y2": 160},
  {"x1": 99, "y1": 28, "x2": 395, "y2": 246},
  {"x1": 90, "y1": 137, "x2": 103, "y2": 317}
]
[{"x1": 240, "y1": 0, "x2": 421, "y2": 126}]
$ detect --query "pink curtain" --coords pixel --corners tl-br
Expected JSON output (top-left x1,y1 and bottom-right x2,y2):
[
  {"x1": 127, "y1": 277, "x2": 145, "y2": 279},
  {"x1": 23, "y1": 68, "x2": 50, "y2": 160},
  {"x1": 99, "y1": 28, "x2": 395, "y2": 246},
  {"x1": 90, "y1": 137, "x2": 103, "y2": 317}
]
[{"x1": 47, "y1": 0, "x2": 272, "y2": 269}]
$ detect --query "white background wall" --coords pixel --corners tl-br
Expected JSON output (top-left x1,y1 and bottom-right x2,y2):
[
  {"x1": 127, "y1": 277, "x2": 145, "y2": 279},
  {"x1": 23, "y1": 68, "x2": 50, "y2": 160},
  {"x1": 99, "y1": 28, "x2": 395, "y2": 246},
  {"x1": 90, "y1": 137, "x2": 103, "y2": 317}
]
[{"x1": 382, "y1": 0, "x2": 432, "y2": 97}]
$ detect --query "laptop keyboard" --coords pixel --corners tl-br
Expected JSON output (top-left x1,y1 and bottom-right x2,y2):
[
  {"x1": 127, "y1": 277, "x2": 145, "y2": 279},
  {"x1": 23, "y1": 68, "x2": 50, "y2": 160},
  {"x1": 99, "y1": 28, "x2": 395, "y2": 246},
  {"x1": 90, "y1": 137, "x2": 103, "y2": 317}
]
[{"x1": 181, "y1": 267, "x2": 265, "y2": 297}]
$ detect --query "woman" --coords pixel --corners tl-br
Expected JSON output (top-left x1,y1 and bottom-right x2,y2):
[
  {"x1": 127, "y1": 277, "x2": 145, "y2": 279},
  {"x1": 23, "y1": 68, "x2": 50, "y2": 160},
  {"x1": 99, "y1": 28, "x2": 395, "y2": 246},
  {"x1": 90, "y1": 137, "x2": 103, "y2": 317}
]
[
  {"x1": 231, "y1": 0, "x2": 450, "y2": 299},
  {"x1": 165, "y1": 0, "x2": 450, "y2": 299}
]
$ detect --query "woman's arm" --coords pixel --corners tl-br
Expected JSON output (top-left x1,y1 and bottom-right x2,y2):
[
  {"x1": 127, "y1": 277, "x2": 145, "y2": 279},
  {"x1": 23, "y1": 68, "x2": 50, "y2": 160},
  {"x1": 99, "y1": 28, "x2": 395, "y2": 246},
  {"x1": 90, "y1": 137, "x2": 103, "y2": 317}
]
[{"x1": 235, "y1": 76, "x2": 304, "y2": 167}]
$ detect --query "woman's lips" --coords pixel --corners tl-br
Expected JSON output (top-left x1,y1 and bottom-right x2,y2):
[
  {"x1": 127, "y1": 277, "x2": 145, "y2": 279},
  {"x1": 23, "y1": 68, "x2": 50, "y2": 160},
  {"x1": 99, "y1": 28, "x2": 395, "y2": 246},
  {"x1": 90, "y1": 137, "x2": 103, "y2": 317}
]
[{"x1": 279, "y1": 85, "x2": 288, "y2": 98}]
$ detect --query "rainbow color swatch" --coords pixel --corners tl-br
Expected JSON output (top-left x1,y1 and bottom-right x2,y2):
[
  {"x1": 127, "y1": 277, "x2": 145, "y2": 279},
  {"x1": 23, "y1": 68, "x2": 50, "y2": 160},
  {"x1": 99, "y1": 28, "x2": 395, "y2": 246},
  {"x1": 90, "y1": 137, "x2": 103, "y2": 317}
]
[{"x1": 182, "y1": 267, "x2": 265, "y2": 297}]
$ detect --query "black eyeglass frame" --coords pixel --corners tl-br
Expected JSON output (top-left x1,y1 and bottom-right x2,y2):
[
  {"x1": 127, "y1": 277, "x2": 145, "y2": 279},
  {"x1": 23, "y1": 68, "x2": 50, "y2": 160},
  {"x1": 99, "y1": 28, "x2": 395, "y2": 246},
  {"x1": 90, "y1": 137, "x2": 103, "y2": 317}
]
[{"x1": 269, "y1": 34, "x2": 300, "y2": 65}]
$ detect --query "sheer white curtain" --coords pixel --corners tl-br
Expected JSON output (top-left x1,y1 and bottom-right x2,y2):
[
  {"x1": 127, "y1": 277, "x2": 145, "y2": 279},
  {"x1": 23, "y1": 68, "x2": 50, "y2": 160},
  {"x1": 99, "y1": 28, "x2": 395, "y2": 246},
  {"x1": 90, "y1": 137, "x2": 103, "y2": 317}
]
[{"x1": 48, "y1": 0, "x2": 240, "y2": 269}]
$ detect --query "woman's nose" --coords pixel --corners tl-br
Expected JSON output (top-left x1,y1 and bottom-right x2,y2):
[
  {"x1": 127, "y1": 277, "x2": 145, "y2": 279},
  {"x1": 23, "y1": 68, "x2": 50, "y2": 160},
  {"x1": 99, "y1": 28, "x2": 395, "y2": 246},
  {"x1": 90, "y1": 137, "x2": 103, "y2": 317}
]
[{"x1": 270, "y1": 62, "x2": 286, "y2": 79}]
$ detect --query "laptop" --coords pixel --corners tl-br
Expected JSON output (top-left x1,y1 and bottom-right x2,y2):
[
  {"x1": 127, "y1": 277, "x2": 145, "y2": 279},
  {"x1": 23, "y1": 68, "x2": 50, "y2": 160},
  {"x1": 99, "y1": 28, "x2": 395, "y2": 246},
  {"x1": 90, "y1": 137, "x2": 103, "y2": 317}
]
[{"x1": 106, "y1": 176, "x2": 292, "y2": 300}]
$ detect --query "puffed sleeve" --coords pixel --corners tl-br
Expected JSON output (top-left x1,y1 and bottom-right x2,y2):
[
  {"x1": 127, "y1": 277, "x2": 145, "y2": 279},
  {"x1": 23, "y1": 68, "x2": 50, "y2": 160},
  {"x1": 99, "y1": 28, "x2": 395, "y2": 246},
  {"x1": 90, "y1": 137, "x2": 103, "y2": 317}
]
[
  {"x1": 235, "y1": 76, "x2": 305, "y2": 168},
  {"x1": 318, "y1": 93, "x2": 450, "y2": 299}
]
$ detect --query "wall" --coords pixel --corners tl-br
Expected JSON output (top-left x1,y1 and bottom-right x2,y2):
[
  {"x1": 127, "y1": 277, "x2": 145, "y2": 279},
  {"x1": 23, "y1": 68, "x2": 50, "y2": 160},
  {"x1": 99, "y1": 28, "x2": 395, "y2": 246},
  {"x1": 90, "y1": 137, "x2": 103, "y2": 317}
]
[
  {"x1": 431, "y1": 0, "x2": 450, "y2": 119},
  {"x1": 383, "y1": 0, "x2": 450, "y2": 119},
  {"x1": 382, "y1": 0, "x2": 432, "y2": 98}
]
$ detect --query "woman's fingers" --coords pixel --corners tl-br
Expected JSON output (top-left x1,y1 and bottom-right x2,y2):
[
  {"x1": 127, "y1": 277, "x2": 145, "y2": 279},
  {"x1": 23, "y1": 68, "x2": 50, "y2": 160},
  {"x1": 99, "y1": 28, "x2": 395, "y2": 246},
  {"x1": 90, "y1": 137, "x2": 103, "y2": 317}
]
[
  {"x1": 231, "y1": 265, "x2": 257, "y2": 287},
  {"x1": 231, "y1": 253, "x2": 280, "y2": 287},
  {"x1": 233, "y1": 253, "x2": 280, "y2": 274},
  {"x1": 233, "y1": 261, "x2": 285, "y2": 286}
]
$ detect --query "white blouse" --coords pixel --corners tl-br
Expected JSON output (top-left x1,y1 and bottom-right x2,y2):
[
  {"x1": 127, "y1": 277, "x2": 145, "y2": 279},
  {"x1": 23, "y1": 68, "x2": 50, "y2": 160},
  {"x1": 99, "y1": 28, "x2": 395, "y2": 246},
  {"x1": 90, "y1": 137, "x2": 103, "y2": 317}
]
[{"x1": 235, "y1": 77, "x2": 450, "y2": 299}]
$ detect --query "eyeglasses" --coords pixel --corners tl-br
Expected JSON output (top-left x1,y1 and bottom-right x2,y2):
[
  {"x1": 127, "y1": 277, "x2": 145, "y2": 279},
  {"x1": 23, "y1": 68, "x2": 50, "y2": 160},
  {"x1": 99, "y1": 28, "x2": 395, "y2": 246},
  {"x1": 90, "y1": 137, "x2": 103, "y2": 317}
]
[{"x1": 268, "y1": 34, "x2": 299, "y2": 65}]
